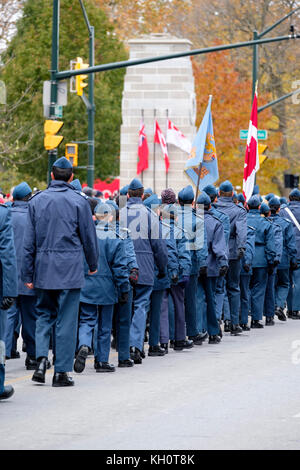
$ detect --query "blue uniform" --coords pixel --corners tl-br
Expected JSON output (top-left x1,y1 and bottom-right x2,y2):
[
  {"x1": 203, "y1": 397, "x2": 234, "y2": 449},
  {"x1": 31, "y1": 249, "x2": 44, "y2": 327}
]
[
  {"x1": 280, "y1": 202, "x2": 300, "y2": 311},
  {"x1": 215, "y1": 197, "x2": 247, "y2": 326},
  {"x1": 264, "y1": 218, "x2": 283, "y2": 318},
  {"x1": 21, "y1": 181, "x2": 99, "y2": 374},
  {"x1": 78, "y1": 223, "x2": 129, "y2": 363},
  {"x1": 247, "y1": 209, "x2": 276, "y2": 321},
  {"x1": 240, "y1": 225, "x2": 256, "y2": 325},
  {"x1": 0, "y1": 205, "x2": 18, "y2": 395}
]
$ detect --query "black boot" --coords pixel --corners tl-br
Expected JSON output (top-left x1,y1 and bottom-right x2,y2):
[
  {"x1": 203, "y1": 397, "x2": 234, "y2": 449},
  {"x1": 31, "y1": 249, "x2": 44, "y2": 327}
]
[
  {"x1": 251, "y1": 320, "x2": 264, "y2": 329},
  {"x1": 169, "y1": 340, "x2": 175, "y2": 349},
  {"x1": 188, "y1": 334, "x2": 203, "y2": 345},
  {"x1": 291, "y1": 311, "x2": 300, "y2": 320},
  {"x1": 148, "y1": 345, "x2": 166, "y2": 357},
  {"x1": 160, "y1": 343, "x2": 168, "y2": 354},
  {"x1": 32, "y1": 357, "x2": 48, "y2": 384},
  {"x1": 230, "y1": 324, "x2": 243, "y2": 335},
  {"x1": 52, "y1": 372, "x2": 74, "y2": 387},
  {"x1": 266, "y1": 317, "x2": 275, "y2": 326},
  {"x1": 118, "y1": 359, "x2": 134, "y2": 368},
  {"x1": 25, "y1": 355, "x2": 37, "y2": 371},
  {"x1": 95, "y1": 361, "x2": 116, "y2": 372},
  {"x1": 74, "y1": 345, "x2": 89, "y2": 373},
  {"x1": 0, "y1": 385, "x2": 14, "y2": 400},
  {"x1": 240, "y1": 324, "x2": 250, "y2": 331},
  {"x1": 224, "y1": 320, "x2": 231, "y2": 332},
  {"x1": 130, "y1": 347, "x2": 142, "y2": 364},
  {"x1": 209, "y1": 335, "x2": 221, "y2": 344},
  {"x1": 275, "y1": 306, "x2": 287, "y2": 322},
  {"x1": 174, "y1": 339, "x2": 194, "y2": 351}
]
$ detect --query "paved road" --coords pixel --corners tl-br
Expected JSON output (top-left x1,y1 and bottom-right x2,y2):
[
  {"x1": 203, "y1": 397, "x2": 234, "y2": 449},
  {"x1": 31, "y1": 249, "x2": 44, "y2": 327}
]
[{"x1": 1, "y1": 319, "x2": 300, "y2": 450}]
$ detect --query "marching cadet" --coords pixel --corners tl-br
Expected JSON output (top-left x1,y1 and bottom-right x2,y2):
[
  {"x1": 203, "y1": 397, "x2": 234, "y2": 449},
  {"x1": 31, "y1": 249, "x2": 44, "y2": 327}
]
[
  {"x1": 239, "y1": 223, "x2": 256, "y2": 330},
  {"x1": 266, "y1": 197, "x2": 297, "y2": 321},
  {"x1": 120, "y1": 178, "x2": 168, "y2": 365},
  {"x1": 196, "y1": 192, "x2": 228, "y2": 343},
  {"x1": 22, "y1": 157, "x2": 99, "y2": 387},
  {"x1": 0, "y1": 199, "x2": 17, "y2": 400},
  {"x1": 260, "y1": 203, "x2": 283, "y2": 326},
  {"x1": 5, "y1": 183, "x2": 40, "y2": 370},
  {"x1": 247, "y1": 196, "x2": 276, "y2": 328},
  {"x1": 215, "y1": 181, "x2": 247, "y2": 335},
  {"x1": 177, "y1": 185, "x2": 207, "y2": 345},
  {"x1": 74, "y1": 203, "x2": 130, "y2": 373},
  {"x1": 279, "y1": 189, "x2": 300, "y2": 319}
]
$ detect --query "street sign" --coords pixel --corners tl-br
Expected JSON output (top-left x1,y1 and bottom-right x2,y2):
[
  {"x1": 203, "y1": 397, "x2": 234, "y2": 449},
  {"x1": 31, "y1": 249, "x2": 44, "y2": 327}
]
[
  {"x1": 240, "y1": 129, "x2": 268, "y2": 140},
  {"x1": 54, "y1": 105, "x2": 63, "y2": 118},
  {"x1": 43, "y1": 81, "x2": 68, "y2": 106}
]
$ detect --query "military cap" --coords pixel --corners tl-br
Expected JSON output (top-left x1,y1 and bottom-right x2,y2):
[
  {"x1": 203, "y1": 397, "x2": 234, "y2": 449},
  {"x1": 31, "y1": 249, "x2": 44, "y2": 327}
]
[
  {"x1": 53, "y1": 157, "x2": 72, "y2": 169},
  {"x1": 143, "y1": 194, "x2": 160, "y2": 208},
  {"x1": 265, "y1": 193, "x2": 274, "y2": 202},
  {"x1": 83, "y1": 186, "x2": 93, "y2": 197},
  {"x1": 252, "y1": 184, "x2": 260, "y2": 195},
  {"x1": 197, "y1": 192, "x2": 211, "y2": 206},
  {"x1": 247, "y1": 195, "x2": 261, "y2": 208},
  {"x1": 95, "y1": 203, "x2": 112, "y2": 216},
  {"x1": 268, "y1": 197, "x2": 281, "y2": 208},
  {"x1": 70, "y1": 179, "x2": 82, "y2": 192},
  {"x1": 280, "y1": 197, "x2": 287, "y2": 205},
  {"x1": 119, "y1": 185, "x2": 129, "y2": 196},
  {"x1": 129, "y1": 178, "x2": 143, "y2": 191},
  {"x1": 203, "y1": 185, "x2": 218, "y2": 196},
  {"x1": 13, "y1": 182, "x2": 32, "y2": 200},
  {"x1": 237, "y1": 193, "x2": 245, "y2": 204},
  {"x1": 178, "y1": 185, "x2": 194, "y2": 202},
  {"x1": 219, "y1": 180, "x2": 233, "y2": 192},
  {"x1": 144, "y1": 187, "x2": 153, "y2": 195},
  {"x1": 289, "y1": 189, "x2": 300, "y2": 199},
  {"x1": 260, "y1": 203, "x2": 271, "y2": 215}
]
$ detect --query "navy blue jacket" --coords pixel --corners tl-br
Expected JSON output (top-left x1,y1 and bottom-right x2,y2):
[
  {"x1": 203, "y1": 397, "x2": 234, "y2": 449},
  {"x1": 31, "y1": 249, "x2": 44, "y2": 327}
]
[
  {"x1": 271, "y1": 214, "x2": 297, "y2": 269},
  {"x1": 21, "y1": 181, "x2": 99, "y2": 290},
  {"x1": 0, "y1": 204, "x2": 17, "y2": 299},
  {"x1": 247, "y1": 210, "x2": 276, "y2": 268},
  {"x1": 80, "y1": 223, "x2": 129, "y2": 305},
  {"x1": 11, "y1": 201, "x2": 35, "y2": 296},
  {"x1": 177, "y1": 205, "x2": 207, "y2": 275},
  {"x1": 116, "y1": 223, "x2": 138, "y2": 274},
  {"x1": 120, "y1": 198, "x2": 168, "y2": 286},
  {"x1": 241, "y1": 225, "x2": 256, "y2": 275},
  {"x1": 280, "y1": 202, "x2": 300, "y2": 260},
  {"x1": 215, "y1": 197, "x2": 247, "y2": 260},
  {"x1": 266, "y1": 217, "x2": 283, "y2": 265},
  {"x1": 204, "y1": 210, "x2": 228, "y2": 277}
]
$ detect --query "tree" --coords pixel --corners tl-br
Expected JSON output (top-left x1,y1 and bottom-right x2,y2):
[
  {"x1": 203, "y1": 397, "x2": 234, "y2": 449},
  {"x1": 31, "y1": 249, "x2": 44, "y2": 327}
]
[{"x1": 0, "y1": 0, "x2": 127, "y2": 187}]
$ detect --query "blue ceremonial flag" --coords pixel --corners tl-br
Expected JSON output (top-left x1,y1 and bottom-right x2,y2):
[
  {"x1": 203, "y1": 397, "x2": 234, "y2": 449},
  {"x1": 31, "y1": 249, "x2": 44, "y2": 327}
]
[{"x1": 184, "y1": 95, "x2": 218, "y2": 190}]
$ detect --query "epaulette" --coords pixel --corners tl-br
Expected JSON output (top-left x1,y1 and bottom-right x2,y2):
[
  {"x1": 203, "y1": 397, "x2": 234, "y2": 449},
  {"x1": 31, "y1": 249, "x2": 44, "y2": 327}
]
[
  {"x1": 120, "y1": 227, "x2": 131, "y2": 235},
  {"x1": 73, "y1": 189, "x2": 89, "y2": 200},
  {"x1": 210, "y1": 213, "x2": 223, "y2": 223},
  {"x1": 29, "y1": 190, "x2": 43, "y2": 201},
  {"x1": 283, "y1": 217, "x2": 293, "y2": 224},
  {"x1": 0, "y1": 203, "x2": 8, "y2": 209},
  {"x1": 247, "y1": 225, "x2": 256, "y2": 231}
]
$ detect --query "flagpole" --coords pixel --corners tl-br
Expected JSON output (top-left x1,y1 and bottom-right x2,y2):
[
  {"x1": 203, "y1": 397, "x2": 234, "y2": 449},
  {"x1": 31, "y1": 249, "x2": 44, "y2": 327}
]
[
  {"x1": 153, "y1": 109, "x2": 156, "y2": 194},
  {"x1": 195, "y1": 95, "x2": 212, "y2": 204},
  {"x1": 141, "y1": 109, "x2": 144, "y2": 185},
  {"x1": 166, "y1": 109, "x2": 169, "y2": 189}
]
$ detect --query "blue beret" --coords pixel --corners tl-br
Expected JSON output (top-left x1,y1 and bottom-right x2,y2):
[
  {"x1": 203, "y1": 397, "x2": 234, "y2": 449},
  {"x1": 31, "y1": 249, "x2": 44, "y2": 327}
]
[
  {"x1": 290, "y1": 189, "x2": 300, "y2": 198},
  {"x1": 178, "y1": 185, "x2": 194, "y2": 202},
  {"x1": 120, "y1": 185, "x2": 129, "y2": 196},
  {"x1": 197, "y1": 192, "x2": 211, "y2": 205},
  {"x1": 203, "y1": 185, "x2": 217, "y2": 197},
  {"x1": 143, "y1": 194, "x2": 160, "y2": 208},
  {"x1": 260, "y1": 203, "x2": 270, "y2": 215},
  {"x1": 144, "y1": 188, "x2": 153, "y2": 195},
  {"x1": 252, "y1": 185, "x2": 260, "y2": 195},
  {"x1": 265, "y1": 193, "x2": 274, "y2": 202},
  {"x1": 268, "y1": 197, "x2": 281, "y2": 207},
  {"x1": 237, "y1": 193, "x2": 245, "y2": 204},
  {"x1": 70, "y1": 179, "x2": 82, "y2": 192},
  {"x1": 53, "y1": 157, "x2": 72, "y2": 169},
  {"x1": 106, "y1": 199, "x2": 118, "y2": 211},
  {"x1": 280, "y1": 197, "x2": 287, "y2": 205},
  {"x1": 129, "y1": 178, "x2": 143, "y2": 191},
  {"x1": 248, "y1": 195, "x2": 261, "y2": 208},
  {"x1": 95, "y1": 203, "x2": 112, "y2": 216},
  {"x1": 13, "y1": 182, "x2": 32, "y2": 200},
  {"x1": 219, "y1": 180, "x2": 233, "y2": 192}
]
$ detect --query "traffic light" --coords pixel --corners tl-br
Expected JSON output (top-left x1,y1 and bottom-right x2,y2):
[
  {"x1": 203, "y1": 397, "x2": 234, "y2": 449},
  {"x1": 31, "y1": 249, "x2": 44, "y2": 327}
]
[
  {"x1": 75, "y1": 57, "x2": 89, "y2": 96},
  {"x1": 258, "y1": 144, "x2": 268, "y2": 166},
  {"x1": 65, "y1": 143, "x2": 78, "y2": 167},
  {"x1": 44, "y1": 120, "x2": 64, "y2": 151}
]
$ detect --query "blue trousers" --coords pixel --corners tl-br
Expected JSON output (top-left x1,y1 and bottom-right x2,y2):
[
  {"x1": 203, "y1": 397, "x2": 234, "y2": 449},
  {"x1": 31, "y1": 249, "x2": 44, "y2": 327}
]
[
  {"x1": 4, "y1": 304, "x2": 19, "y2": 358},
  {"x1": 149, "y1": 289, "x2": 164, "y2": 346},
  {"x1": 35, "y1": 289, "x2": 80, "y2": 373},
  {"x1": 197, "y1": 276, "x2": 219, "y2": 336},
  {"x1": 264, "y1": 272, "x2": 276, "y2": 318},
  {"x1": 185, "y1": 275, "x2": 198, "y2": 336},
  {"x1": 159, "y1": 291, "x2": 176, "y2": 343},
  {"x1": 130, "y1": 284, "x2": 153, "y2": 351},
  {"x1": 196, "y1": 279, "x2": 207, "y2": 333},
  {"x1": 5, "y1": 296, "x2": 37, "y2": 358},
  {"x1": 226, "y1": 259, "x2": 241, "y2": 326},
  {"x1": 223, "y1": 292, "x2": 231, "y2": 321},
  {"x1": 290, "y1": 267, "x2": 300, "y2": 311},
  {"x1": 250, "y1": 268, "x2": 268, "y2": 321},
  {"x1": 115, "y1": 287, "x2": 133, "y2": 361},
  {"x1": 215, "y1": 276, "x2": 225, "y2": 321},
  {"x1": 0, "y1": 305, "x2": 7, "y2": 394},
  {"x1": 160, "y1": 284, "x2": 186, "y2": 342},
  {"x1": 240, "y1": 274, "x2": 251, "y2": 325},
  {"x1": 276, "y1": 268, "x2": 290, "y2": 309}
]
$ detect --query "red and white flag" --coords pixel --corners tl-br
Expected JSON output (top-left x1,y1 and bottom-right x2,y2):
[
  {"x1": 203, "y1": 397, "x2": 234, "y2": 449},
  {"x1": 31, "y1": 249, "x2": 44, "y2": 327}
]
[
  {"x1": 243, "y1": 89, "x2": 259, "y2": 201},
  {"x1": 137, "y1": 121, "x2": 149, "y2": 175},
  {"x1": 166, "y1": 119, "x2": 192, "y2": 154},
  {"x1": 154, "y1": 120, "x2": 170, "y2": 173}
]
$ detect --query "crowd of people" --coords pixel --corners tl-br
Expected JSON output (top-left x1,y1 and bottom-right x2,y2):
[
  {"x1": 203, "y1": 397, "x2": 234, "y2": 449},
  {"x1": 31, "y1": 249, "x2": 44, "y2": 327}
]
[{"x1": 0, "y1": 155, "x2": 300, "y2": 400}]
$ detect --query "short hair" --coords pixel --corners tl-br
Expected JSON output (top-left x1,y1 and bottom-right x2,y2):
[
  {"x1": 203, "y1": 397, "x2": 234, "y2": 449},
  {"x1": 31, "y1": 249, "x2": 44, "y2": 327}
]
[
  {"x1": 21, "y1": 193, "x2": 32, "y2": 202},
  {"x1": 178, "y1": 198, "x2": 194, "y2": 206},
  {"x1": 290, "y1": 195, "x2": 300, "y2": 202},
  {"x1": 52, "y1": 166, "x2": 73, "y2": 182},
  {"x1": 128, "y1": 188, "x2": 144, "y2": 198},
  {"x1": 219, "y1": 190, "x2": 233, "y2": 198}
]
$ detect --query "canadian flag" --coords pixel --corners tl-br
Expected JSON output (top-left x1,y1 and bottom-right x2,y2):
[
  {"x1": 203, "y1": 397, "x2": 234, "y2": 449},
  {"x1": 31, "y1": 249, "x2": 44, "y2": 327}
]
[
  {"x1": 166, "y1": 119, "x2": 192, "y2": 154},
  {"x1": 137, "y1": 121, "x2": 149, "y2": 175},
  {"x1": 154, "y1": 120, "x2": 170, "y2": 173},
  {"x1": 243, "y1": 90, "x2": 259, "y2": 201}
]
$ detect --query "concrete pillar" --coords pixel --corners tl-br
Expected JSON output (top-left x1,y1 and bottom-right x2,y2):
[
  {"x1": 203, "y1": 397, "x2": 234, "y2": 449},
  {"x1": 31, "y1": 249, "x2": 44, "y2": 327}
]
[{"x1": 119, "y1": 33, "x2": 196, "y2": 196}]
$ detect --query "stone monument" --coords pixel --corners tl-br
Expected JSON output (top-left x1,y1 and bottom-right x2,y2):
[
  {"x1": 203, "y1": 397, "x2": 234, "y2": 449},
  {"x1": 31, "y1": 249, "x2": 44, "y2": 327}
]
[{"x1": 119, "y1": 33, "x2": 197, "y2": 195}]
